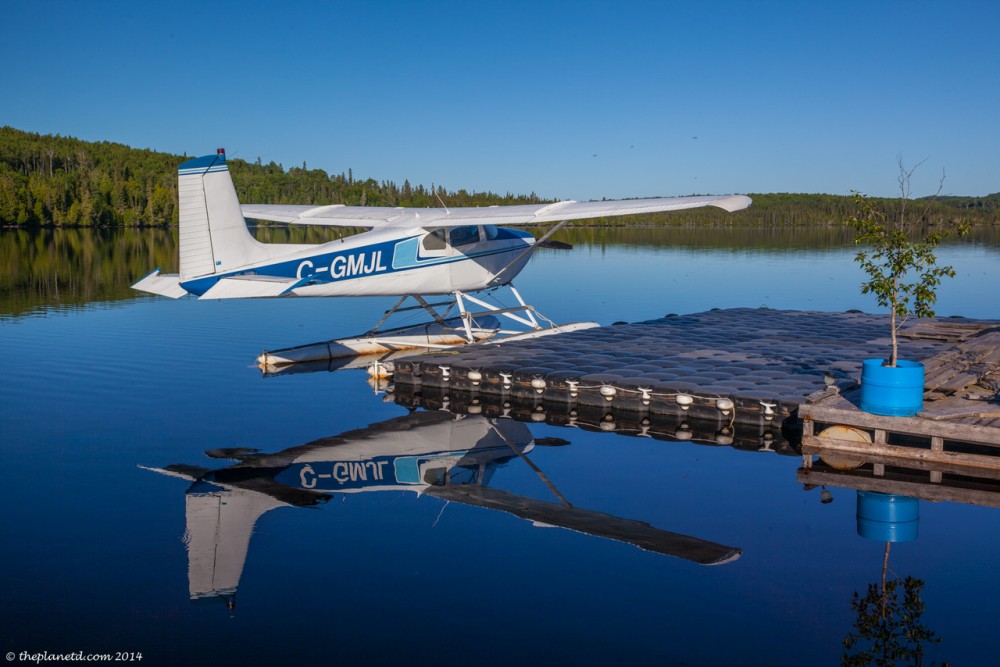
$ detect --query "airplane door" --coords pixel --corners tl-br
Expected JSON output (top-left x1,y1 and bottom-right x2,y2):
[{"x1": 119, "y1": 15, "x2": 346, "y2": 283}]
[
  {"x1": 417, "y1": 225, "x2": 493, "y2": 291},
  {"x1": 446, "y1": 225, "x2": 486, "y2": 289}
]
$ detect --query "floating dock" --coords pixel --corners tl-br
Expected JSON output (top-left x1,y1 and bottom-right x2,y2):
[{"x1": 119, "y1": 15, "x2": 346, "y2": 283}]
[
  {"x1": 798, "y1": 323, "x2": 1000, "y2": 504},
  {"x1": 380, "y1": 307, "x2": 1000, "y2": 508},
  {"x1": 386, "y1": 307, "x2": 1000, "y2": 480},
  {"x1": 391, "y1": 308, "x2": 993, "y2": 423}
]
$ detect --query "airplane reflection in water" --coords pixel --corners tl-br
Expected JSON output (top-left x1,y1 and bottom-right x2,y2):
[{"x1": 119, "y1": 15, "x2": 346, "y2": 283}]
[{"x1": 144, "y1": 411, "x2": 740, "y2": 610}]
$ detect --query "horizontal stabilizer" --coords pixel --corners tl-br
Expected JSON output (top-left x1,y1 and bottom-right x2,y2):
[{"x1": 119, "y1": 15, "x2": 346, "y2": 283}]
[
  {"x1": 198, "y1": 275, "x2": 304, "y2": 300},
  {"x1": 132, "y1": 269, "x2": 188, "y2": 299},
  {"x1": 138, "y1": 464, "x2": 211, "y2": 481}
]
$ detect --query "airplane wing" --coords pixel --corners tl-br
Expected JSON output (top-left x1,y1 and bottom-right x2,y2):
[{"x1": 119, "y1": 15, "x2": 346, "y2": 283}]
[
  {"x1": 241, "y1": 194, "x2": 751, "y2": 229},
  {"x1": 425, "y1": 484, "x2": 741, "y2": 565}
]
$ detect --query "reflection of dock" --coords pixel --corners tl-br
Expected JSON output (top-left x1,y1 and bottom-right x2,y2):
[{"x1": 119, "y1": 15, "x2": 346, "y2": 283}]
[
  {"x1": 391, "y1": 384, "x2": 798, "y2": 454},
  {"x1": 798, "y1": 459, "x2": 1000, "y2": 509}
]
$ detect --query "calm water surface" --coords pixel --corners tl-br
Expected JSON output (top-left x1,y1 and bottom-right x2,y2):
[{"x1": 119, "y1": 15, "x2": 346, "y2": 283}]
[{"x1": 1, "y1": 227, "x2": 999, "y2": 666}]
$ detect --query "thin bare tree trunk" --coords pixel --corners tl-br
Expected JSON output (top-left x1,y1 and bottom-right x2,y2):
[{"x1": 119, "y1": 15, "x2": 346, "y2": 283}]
[
  {"x1": 881, "y1": 541, "x2": 891, "y2": 595},
  {"x1": 890, "y1": 278, "x2": 899, "y2": 366}
]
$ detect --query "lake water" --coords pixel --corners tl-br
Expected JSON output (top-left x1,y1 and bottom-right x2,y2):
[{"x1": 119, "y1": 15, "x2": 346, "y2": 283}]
[{"x1": 2, "y1": 227, "x2": 999, "y2": 666}]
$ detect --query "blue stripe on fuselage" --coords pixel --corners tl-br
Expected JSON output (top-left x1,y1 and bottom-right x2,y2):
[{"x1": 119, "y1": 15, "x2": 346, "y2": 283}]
[{"x1": 179, "y1": 228, "x2": 533, "y2": 296}]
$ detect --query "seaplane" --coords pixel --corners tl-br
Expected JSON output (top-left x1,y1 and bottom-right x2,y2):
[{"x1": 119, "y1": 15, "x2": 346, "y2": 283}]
[
  {"x1": 142, "y1": 410, "x2": 740, "y2": 610},
  {"x1": 132, "y1": 149, "x2": 751, "y2": 367}
]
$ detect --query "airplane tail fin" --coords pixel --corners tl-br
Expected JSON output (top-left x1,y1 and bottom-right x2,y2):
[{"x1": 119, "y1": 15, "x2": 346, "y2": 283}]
[{"x1": 178, "y1": 149, "x2": 275, "y2": 281}]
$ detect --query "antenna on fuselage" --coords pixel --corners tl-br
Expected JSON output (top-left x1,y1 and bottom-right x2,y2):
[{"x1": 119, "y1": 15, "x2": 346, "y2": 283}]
[{"x1": 434, "y1": 187, "x2": 450, "y2": 215}]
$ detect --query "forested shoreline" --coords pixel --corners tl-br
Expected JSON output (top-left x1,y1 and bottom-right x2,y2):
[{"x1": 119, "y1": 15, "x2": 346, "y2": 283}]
[{"x1": 2, "y1": 126, "x2": 998, "y2": 228}]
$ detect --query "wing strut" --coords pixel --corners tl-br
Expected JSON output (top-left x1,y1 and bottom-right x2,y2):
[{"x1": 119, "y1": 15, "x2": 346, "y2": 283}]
[
  {"x1": 491, "y1": 418, "x2": 573, "y2": 507},
  {"x1": 368, "y1": 295, "x2": 456, "y2": 335},
  {"x1": 489, "y1": 219, "x2": 571, "y2": 286}
]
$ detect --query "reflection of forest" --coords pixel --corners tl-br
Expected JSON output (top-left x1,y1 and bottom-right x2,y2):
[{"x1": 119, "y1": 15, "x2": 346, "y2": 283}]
[
  {"x1": 0, "y1": 226, "x2": 364, "y2": 316},
  {"x1": 2, "y1": 227, "x2": 999, "y2": 317},
  {"x1": 0, "y1": 228, "x2": 177, "y2": 317},
  {"x1": 554, "y1": 225, "x2": 1000, "y2": 252}
]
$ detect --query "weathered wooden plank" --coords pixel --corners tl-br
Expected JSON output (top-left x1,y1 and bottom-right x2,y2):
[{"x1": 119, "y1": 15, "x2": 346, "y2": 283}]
[
  {"x1": 922, "y1": 407, "x2": 1000, "y2": 421},
  {"x1": 922, "y1": 359, "x2": 956, "y2": 381},
  {"x1": 902, "y1": 321, "x2": 993, "y2": 342},
  {"x1": 915, "y1": 331, "x2": 1000, "y2": 397},
  {"x1": 802, "y1": 435, "x2": 1000, "y2": 480},
  {"x1": 800, "y1": 400, "x2": 1000, "y2": 446},
  {"x1": 933, "y1": 371, "x2": 982, "y2": 394},
  {"x1": 924, "y1": 367, "x2": 959, "y2": 387},
  {"x1": 804, "y1": 386, "x2": 841, "y2": 405}
]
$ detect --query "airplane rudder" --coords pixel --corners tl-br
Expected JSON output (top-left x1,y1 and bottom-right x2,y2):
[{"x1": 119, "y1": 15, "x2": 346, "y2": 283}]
[{"x1": 178, "y1": 152, "x2": 225, "y2": 279}]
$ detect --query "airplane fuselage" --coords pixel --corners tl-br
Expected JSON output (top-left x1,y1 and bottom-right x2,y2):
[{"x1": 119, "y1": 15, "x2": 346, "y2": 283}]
[
  {"x1": 132, "y1": 150, "x2": 750, "y2": 303},
  {"x1": 180, "y1": 223, "x2": 535, "y2": 297}
]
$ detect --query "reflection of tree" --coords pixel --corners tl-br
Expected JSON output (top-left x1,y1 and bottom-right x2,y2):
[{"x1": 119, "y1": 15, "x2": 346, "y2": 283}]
[{"x1": 842, "y1": 543, "x2": 942, "y2": 666}]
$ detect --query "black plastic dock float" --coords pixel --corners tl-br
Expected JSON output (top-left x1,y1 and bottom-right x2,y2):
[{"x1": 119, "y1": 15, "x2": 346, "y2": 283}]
[{"x1": 391, "y1": 308, "x2": 986, "y2": 429}]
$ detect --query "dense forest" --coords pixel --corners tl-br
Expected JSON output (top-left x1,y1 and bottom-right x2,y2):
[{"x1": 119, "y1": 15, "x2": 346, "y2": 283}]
[
  {"x1": 0, "y1": 127, "x2": 543, "y2": 228},
  {"x1": 2, "y1": 126, "x2": 998, "y2": 228}
]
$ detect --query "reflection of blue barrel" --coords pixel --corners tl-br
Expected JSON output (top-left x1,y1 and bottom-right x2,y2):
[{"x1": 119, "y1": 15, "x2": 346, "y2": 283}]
[
  {"x1": 860, "y1": 359, "x2": 925, "y2": 416},
  {"x1": 856, "y1": 491, "x2": 919, "y2": 542}
]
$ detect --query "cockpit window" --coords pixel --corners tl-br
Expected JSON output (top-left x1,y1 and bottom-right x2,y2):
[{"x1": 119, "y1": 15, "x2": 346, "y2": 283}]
[
  {"x1": 449, "y1": 225, "x2": 480, "y2": 247},
  {"x1": 422, "y1": 228, "x2": 448, "y2": 251}
]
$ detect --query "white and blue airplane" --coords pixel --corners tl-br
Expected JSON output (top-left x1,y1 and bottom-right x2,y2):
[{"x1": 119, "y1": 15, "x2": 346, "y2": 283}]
[
  {"x1": 143, "y1": 410, "x2": 740, "y2": 609},
  {"x1": 133, "y1": 149, "x2": 751, "y2": 361}
]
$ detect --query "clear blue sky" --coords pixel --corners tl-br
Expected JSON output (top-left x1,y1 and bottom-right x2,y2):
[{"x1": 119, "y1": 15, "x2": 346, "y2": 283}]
[{"x1": 3, "y1": 0, "x2": 997, "y2": 200}]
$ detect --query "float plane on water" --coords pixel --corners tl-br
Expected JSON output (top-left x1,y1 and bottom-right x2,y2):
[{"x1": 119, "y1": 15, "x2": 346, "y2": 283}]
[{"x1": 132, "y1": 149, "x2": 751, "y2": 366}]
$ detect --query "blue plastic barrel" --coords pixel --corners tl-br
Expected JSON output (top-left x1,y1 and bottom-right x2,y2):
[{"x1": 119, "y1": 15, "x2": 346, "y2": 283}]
[
  {"x1": 860, "y1": 358, "x2": 925, "y2": 416},
  {"x1": 856, "y1": 491, "x2": 919, "y2": 542}
]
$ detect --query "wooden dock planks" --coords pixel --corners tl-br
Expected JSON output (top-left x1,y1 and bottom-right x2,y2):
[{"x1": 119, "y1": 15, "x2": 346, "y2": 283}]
[
  {"x1": 901, "y1": 320, "x2": 994, "y2": 342},
  {"x1": 918, "y1": 330, "x2": 1000, "y2": 397},
  {"x1": 801, "y1": 393, "x2": 1000, "y2": 446},
  {"x1": 800, "y1": 318, "x2": 1000, "y2": 486},
  {"x1": 800, "y1": 386, "x2": 1000, "y2": 492}
]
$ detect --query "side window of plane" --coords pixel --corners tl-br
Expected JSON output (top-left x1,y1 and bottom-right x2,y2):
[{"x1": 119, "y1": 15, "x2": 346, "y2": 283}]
[
  {"x1": 449, "y1": 225, "x2": 480, "y2": 247},
  {"x1": 422, "y1": 228, "x2": 448, "y2": 251},
  {"x1": 483, "y1": 224, "x2": 499, "y2": 240}
]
